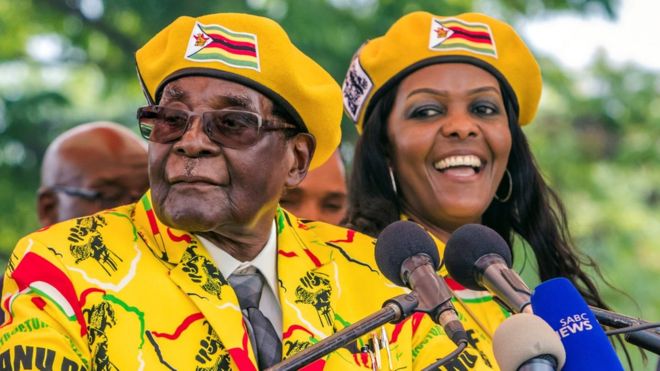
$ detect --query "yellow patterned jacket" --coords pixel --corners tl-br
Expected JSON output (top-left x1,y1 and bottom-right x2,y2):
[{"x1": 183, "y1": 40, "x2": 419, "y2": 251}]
[
  {"x1": 431, "y1": 234, "x2": 510, "y2": 370},
  {"x1": 0, "y1": 193, "x2": 477, "y2": 370}
]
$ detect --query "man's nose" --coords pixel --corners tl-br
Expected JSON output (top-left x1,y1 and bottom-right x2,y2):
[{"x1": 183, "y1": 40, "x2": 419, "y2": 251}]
[{"x1": 172, "y1": 116, "x2": 221, "y2": 157}]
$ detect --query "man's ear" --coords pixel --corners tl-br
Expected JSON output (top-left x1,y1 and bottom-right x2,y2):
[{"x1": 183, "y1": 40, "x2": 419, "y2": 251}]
[
  {"x1": 37, "y1": 188, "x2": 58, "y2": 227},
  {"x1": 285, "y1": 133, "x2": 315, "y2": 188}
]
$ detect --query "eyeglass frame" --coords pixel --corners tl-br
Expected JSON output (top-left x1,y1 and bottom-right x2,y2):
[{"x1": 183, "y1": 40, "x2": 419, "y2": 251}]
[
  {"x1": 50, "y1": 185, "x2": 141, "y2": 208},
  {"x1": 136, "y1": 105, "x2": 300, "y2": 148}
]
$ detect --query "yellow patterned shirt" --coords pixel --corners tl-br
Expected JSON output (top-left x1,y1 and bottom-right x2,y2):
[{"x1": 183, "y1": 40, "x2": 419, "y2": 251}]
[
  {"x1": 403, "y1": 217, "x2": 511, "y2": 370},
  {"x1": 1, "y1": 192, "x2": 481, "y2": 370}
]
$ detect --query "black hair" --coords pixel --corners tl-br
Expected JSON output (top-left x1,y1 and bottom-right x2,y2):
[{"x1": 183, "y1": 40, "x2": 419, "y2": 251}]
[
  {"x1": 346, "y1": 78, "x2": 612, "y2": 310},
  {"x1": 346, "y1": 75, "x2": 636, "y2": 366}
]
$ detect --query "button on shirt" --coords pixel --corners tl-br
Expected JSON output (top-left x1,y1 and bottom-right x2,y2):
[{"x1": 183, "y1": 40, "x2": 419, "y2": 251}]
[{"x1": 197, "y1": 221, "x2": 282, "y2": 339}]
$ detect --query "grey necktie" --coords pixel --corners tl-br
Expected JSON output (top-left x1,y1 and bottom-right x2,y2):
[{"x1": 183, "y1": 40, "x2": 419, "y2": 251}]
[{"x1": 229, "y1": 268, "x2": 282, "y2": 369}]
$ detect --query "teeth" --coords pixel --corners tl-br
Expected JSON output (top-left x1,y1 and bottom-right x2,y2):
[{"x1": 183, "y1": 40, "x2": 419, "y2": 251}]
[{"x1": 434, "y1": 155, "x2": 482, "y2": 170}]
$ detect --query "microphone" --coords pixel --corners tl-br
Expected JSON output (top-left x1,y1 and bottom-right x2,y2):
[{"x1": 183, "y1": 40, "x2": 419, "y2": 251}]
[
  {"x1": 375, "y1": 220, "x2": 468, "y2": 345},
  {"x1": 531, "y1": 277, "x2": 623, "y2": 370},
  {"x1": 267, "y1": 293, "x2": 419, "y2": 371},
  {"x1": 444, "y1": 224, "x2": 532, "y2": 313},
  {"x1": 444, "y1": 224, "x2": 660, "y2": 354},
  {"x1": 493, "y1": 313, "x2": 566, "y2": 371}
]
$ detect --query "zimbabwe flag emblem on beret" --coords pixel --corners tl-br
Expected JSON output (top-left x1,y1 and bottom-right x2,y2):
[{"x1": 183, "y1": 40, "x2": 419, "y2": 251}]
[
  {"x1": 185, "y1": 21, "x2": 260, "y2": 71},
  {"x1": 429, "y1": 18, "x2": 497, "y2": 58}
]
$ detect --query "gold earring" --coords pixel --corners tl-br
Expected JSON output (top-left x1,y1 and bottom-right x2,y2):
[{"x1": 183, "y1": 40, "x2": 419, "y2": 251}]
[
  {"x1": 388, "y1": 166, "x2": 397, "y2": 195},
  {"x1": 494, "y1": 169, "x2": 512, "y2": 203}
]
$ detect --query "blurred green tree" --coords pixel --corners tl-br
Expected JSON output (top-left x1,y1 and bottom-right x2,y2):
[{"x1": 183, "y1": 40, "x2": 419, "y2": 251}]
[
  {"x1": 0, "y1": 0, "x2": 617, "y2": 253},
  {"x1": 2, "y1": 0, "x2": 658, "y2": 368}
]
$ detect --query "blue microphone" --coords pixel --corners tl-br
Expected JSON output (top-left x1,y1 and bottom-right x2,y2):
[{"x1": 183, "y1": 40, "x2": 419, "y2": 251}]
[{"x1": 531, "y1": 277, "x2": 623, "y2": 370}]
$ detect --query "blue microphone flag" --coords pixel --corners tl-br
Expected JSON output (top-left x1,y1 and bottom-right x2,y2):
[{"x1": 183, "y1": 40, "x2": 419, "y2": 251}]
[{"x1": 531, "y1": 277, "x2": 623, "y2": 371}]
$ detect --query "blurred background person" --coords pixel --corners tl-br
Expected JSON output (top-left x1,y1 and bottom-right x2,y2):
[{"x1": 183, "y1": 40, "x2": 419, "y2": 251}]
[
  {"x1": 342, "y1": 11, "x2": 625, "y2": 368},
  {"x1": 37, "y1": 121, "x2": 149, "y2": 226},
  {"x1": 279, "y1": 149, "x2": 347, "y2": 224},
  {"x1": 0, "y1": 121, "x2": 148, "y2": 321}
]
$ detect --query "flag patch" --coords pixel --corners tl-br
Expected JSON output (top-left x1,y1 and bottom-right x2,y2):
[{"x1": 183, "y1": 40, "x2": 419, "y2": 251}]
[
  {"x1": 342, "y1": 54, "x2": 373, "y2": 122},
  {"x1": 429, "y1": 17, "x2": 497, "y2": 58},
  {"x1": 185, "y1": 21, "x2": 260, "y2": 71}
]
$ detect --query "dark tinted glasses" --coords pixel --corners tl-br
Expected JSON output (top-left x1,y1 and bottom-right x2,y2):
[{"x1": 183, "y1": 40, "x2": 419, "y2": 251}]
[{"x1": 136, "y1": 105, "x2": 298, "y2": 149}]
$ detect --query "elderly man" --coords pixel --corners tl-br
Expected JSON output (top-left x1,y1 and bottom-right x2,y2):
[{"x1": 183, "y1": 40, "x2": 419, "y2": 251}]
[
  {"x1": 279, "y1": 150, "x2": 348, "y2": 225},
  {"x1": 37, "y1": 121, "x2": 149, "y2": 226},
  {"x1": 0, "y1": 14, "x2": 447, "y2": 370}
]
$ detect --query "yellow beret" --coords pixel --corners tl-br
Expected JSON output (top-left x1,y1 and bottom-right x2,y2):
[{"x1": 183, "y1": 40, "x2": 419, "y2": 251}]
[
  {"x1": 135, "y1": 13, "x2": 342, "y2": 170},
  {"x1": 342, "y1": 11, "x2": 542, "y2": 133}
]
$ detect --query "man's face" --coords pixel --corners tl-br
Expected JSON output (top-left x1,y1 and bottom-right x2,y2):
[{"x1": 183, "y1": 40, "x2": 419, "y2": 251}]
[
  {"x1": 149, "y1": 76, "x2": 306, "y2": 233},
  {"x1": 51, "y1": 130, "x2": 149, "y2": 223},
  {"x1": 279, "y1": 151, "x2": 347, "y2": 225}
]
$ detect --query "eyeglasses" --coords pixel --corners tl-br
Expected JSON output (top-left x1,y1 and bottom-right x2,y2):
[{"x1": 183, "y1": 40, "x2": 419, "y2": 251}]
[
  {"x1": 136, "y1": 105, "x2": 298, "y2": 149},
  {"x1": 51, "y1": 186, "x2": 141, "y2": 209}
]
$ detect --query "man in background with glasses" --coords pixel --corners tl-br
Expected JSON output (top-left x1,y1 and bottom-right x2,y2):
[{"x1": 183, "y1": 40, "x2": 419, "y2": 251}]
[
  {"x1": 0, "y1": 121, "x2": 148, "y2": 322},
  {"x1": 0, "y1": 13, "x2": 447, "y2": 370},
  {"x1": 37, "y1": 121, "x2": 149, "y2": 226}
]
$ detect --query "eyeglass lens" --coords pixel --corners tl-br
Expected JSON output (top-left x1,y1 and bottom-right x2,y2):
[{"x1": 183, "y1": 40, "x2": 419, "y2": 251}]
[{"x1": 137, "y1": 106, "x2": 263, "y2": 149}]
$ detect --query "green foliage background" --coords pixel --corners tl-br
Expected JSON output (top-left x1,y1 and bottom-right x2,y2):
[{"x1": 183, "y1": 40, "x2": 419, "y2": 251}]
[{"x1": 0, "y1": 0, "x2": 657, "y2": 368}]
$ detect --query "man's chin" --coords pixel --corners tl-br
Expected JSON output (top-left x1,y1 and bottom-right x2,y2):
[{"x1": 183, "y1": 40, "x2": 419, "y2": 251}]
[
  {"x1": 160, "y1": 210, "x2": 221, "y2": 232},
  {"x1": 155, "y1": 198, "x2": 225, "y2": 232}
]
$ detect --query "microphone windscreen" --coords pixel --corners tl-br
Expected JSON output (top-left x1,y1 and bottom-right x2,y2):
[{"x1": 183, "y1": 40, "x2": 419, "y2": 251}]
[
  {"x1": 531, "y1": 277, "x2": 624, "y2": 371},
  {"x1": 375, "y1": 220, "x2": 439, "y2": 286},
  {"x1": 444, "y1": 224, "x2": 512, "y2": 290},
  {"x1": 493, "y1": 313, "x2": 566, "y2": 371}
]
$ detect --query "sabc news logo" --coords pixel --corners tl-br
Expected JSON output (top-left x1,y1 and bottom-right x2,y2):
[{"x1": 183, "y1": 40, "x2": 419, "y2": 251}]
[{"x1": 557, "y1": 312, "x2": 594, "y2": 338}]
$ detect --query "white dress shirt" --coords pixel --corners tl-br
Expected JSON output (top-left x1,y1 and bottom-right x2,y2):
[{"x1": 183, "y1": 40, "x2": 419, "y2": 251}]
[{"x1": 196, "y1": 221, "x2": 282, "y2": 339}]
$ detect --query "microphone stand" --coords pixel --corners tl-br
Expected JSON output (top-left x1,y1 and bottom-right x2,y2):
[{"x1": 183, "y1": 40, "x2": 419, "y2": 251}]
[
  {"x1": 591, "y1": 307, "x2": 660, "y2": 335},
  {"x1": 422, "y1": 340, "x2": 468, "y2": 371},
  {"x1": 483, "y1": 273, "x2": 660, "y2": 355},
  {"x1": 591, "y1": 307, "x2": 660, "y2": 355},
  {"x1": 266, "y1": 293, "x2": 418, "y2": 371}
]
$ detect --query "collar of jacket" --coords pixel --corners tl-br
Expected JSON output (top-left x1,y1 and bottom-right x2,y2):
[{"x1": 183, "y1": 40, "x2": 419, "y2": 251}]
[{"x1": 131, "y1": 191, "x2": 341, "y2": 368}]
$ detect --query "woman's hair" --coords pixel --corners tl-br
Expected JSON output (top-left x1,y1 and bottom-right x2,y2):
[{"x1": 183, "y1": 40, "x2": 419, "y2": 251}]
[{"x1": 345, "y1": 78, "x2": 610, "y2": 310}]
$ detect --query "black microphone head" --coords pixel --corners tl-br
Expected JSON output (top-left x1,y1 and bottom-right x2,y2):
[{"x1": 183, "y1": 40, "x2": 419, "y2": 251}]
[
  {"x1": 444, "y1": 224, "x2": 512, "y2": 290},
  {"x1": 375, "y1": 220, "x2": 440, "y2": 286}
]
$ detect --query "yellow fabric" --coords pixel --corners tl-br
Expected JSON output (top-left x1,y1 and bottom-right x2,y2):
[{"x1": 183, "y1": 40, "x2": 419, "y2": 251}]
[
  {"x1": 0, "y1": 192, "x2": 485, "y2": 370},
  {"x1": 342, "y1": 11, "x2": 542, "y2": 132},
  {"x1": 434, "y1": 234, "x2": 510, "y2": 370},
  {"x1": 397, "y1": 216, "x2": 510, "y2": 370},
  {"x1": 136, "y1": 13, "x2": 342, "y2": 170}
]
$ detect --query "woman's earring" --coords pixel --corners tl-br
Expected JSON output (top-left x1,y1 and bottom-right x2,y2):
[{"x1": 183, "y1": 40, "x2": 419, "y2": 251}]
[
  {"x1": 388, "y1": 166, "x2": 398, "y2": 196},
  {"x1": 494, "y1": 169, "x2": 512, "y2": 203}
]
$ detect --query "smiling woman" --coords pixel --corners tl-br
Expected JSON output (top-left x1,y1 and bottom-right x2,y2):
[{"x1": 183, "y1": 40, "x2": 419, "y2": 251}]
[
  {"x1": 386, "y1": 63, "x2": 512, "y2": 242},
  {"x1": 343, "y1": 11, "x2": 619, "y2": 369}
]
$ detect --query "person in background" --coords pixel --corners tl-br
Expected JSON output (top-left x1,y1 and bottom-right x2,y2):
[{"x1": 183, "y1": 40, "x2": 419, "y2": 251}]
[
  {"x1": 342, "y1": 11, "x2": 619, "y2": 369},
  {"x1": 0, "y1": 13, "x2": 449, "y2": 370},
  {"x1": 37, "y1": 121, "x2": 149, "y2": 226},
  {"x1": 0, "y1": 121, "x2": 148, "y2": 321},
  {"x1": 279, "y1": 149, "x2": 347, "y2": 225}
]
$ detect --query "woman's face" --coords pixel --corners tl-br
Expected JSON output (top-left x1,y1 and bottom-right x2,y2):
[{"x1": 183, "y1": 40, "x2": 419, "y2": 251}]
[{"x1": 386, "y1": 63, "x2": 511, "y2": 236}]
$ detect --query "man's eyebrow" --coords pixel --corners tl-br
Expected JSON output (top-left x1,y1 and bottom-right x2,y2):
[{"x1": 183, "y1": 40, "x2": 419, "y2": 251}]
[
  {"x1": 282, "y1": 188, "x2": 302, "y2": 196},
  {"x1": 213, "y1": 95, "x2": 257, "y2": 110},
  {"x1": 161, "y1": 85, "x2": 186, "y2": 102},
  {"x1": 323, "y1": 192, "x2": 348, "y2": 199}
]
